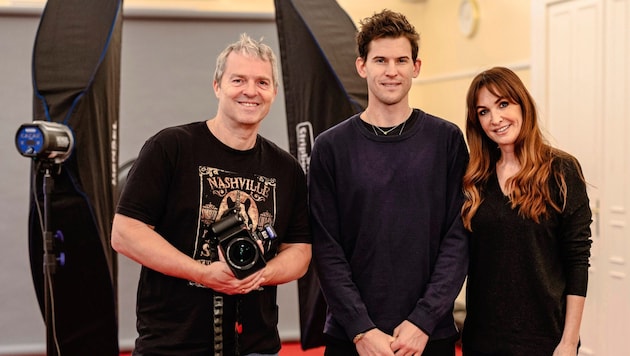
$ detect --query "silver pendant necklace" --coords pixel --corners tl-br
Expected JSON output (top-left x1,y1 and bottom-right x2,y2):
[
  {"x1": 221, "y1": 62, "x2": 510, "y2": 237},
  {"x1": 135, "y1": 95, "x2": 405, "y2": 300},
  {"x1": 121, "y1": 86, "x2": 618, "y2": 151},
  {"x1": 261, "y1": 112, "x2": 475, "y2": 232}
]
[
  {"x1": 371, "y1": 120, "x2": 406, "y2": 136},
  {"x1": 366, "y1": 108, "x2": 412, "y2": 136}
]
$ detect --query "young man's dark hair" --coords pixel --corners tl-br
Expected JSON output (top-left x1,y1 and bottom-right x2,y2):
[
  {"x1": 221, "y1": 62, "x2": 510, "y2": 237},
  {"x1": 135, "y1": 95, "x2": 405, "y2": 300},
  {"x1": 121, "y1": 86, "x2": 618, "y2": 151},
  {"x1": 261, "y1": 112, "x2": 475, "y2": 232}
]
[{"x1": 356, "y1": 9, "x2": 420, "y2": 61}]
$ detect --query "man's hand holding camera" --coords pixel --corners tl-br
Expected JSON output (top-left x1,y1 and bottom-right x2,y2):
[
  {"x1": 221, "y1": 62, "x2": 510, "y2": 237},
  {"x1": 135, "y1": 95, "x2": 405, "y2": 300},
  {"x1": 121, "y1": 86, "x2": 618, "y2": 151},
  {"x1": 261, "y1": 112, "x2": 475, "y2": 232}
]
[
  {"x1": 194, "y1": 251, "x2": 266, "y2": 295},
  {"x1": 198, "y1": 206, "x2": 277, "y2": 294}
]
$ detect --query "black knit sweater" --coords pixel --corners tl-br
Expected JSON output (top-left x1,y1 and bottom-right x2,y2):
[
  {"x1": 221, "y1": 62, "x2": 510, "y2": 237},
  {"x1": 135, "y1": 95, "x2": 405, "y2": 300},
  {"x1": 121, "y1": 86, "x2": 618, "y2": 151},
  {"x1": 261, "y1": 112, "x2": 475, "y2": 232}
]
[{"x1": 462, "y1": 155, "x2": 592, "y2": 355}]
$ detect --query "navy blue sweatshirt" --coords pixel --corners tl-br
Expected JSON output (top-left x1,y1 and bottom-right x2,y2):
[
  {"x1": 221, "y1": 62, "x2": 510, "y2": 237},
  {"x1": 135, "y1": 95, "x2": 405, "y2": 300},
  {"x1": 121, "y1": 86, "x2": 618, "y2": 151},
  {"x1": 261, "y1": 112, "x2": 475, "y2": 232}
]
[{"x1": 309, "y1": 109, "x2": 470, "y2": 341}]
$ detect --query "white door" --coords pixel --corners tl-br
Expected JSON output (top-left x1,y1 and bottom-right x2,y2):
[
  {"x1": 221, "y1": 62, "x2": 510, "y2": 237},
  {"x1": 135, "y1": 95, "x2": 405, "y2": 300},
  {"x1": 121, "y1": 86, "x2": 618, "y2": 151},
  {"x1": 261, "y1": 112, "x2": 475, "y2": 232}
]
[
  {"x1": 600, "y1": 0, "x2": 630, "y2": 354},
  {"x1": 532, "y1": 0, "x2": 630, "y2": 355},
  {"x1": 546, "y1": 1, "x2": 604, "y2": 354}
]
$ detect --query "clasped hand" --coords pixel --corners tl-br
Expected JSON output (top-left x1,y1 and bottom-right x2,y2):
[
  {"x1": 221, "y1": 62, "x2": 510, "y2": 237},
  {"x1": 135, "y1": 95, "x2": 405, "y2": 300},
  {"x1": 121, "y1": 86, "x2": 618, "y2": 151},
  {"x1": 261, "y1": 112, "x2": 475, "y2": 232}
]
[{"x1": 356, "y1": 321, "x2": 428, "y2": 356}]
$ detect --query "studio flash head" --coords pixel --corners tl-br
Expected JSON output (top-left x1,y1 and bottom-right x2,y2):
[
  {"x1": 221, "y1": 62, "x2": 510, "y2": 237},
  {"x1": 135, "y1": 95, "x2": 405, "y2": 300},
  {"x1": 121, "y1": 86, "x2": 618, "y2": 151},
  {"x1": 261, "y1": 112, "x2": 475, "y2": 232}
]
[{"x1": 15, "y1": 121, "x2": 75, "y2": 164}]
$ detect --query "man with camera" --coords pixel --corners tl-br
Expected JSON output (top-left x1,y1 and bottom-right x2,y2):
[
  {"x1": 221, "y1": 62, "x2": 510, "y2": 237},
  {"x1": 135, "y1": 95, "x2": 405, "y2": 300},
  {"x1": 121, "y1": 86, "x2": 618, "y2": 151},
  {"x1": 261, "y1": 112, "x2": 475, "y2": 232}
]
[{"x1": 111, "y1": 33, "x2": 311, "y2": 356}]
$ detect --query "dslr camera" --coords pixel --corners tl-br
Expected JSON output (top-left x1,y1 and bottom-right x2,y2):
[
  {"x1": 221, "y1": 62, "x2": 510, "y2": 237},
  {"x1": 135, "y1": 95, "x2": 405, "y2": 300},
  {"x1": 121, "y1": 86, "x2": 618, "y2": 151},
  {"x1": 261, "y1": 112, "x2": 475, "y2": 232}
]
[{"x1": 211, "y1": 208, "x2": 276, "y2": 279}]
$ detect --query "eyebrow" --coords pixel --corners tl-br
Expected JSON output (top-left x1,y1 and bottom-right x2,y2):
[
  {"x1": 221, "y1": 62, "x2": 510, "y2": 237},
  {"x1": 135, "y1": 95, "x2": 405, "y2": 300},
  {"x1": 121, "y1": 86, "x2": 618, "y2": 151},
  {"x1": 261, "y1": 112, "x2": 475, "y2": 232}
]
[
  {"x1": 477, "y1": 93, "x2": 506, "y2": 106},
  {"x1": 371, "y1": 55, "x2": 410, "y2": 60},
  {"x1": 475, "y1": 96, "x2": 506, "y2": 111},
  {"x1": 229, "y1": 73, "x2": 272, "y2": 82}
]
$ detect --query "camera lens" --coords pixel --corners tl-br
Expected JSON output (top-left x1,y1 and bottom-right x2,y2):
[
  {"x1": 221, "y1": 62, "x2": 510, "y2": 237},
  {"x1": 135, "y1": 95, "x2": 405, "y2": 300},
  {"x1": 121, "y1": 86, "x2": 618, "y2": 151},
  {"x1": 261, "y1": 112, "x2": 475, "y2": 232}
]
[{"x1": 226, "y1": 238, "x2": 258, "y2": 270}]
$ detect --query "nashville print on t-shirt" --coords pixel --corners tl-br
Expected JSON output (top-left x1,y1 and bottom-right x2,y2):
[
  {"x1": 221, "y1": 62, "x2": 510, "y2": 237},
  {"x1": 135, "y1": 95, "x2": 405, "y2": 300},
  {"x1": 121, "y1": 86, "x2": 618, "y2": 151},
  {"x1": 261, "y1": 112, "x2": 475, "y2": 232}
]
[{"x1": 190, "y1": 165, "x2": 277, "y2": 285}]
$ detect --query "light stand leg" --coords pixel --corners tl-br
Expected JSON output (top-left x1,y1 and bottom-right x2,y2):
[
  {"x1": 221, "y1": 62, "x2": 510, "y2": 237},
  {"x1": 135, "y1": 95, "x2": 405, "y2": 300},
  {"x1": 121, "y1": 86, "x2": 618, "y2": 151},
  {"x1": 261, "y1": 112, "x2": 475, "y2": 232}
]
[{"x1": 42, "y1": 167, "x2": 59, "y2": 356}]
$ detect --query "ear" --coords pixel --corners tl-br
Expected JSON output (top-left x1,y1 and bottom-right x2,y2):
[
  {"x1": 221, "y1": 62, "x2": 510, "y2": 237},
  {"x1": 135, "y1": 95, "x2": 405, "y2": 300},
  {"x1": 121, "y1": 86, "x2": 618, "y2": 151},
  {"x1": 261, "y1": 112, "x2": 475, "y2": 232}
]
[
  {"x1": 355, "y1": 57, "x2": 367, "y2": 78},
  {"x1": 213, "y1": 80, "x2": 220, "y2": 98},
  {"x1": 413, "y1": 58, "x2": 422, "y2": 78}
]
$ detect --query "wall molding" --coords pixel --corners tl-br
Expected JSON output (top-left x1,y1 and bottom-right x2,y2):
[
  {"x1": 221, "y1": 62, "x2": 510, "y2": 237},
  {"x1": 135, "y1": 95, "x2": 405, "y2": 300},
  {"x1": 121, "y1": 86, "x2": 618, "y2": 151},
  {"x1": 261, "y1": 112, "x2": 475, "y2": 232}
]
[{"x1": 413, "y1": 60, "x2": 531, "y2": 84}]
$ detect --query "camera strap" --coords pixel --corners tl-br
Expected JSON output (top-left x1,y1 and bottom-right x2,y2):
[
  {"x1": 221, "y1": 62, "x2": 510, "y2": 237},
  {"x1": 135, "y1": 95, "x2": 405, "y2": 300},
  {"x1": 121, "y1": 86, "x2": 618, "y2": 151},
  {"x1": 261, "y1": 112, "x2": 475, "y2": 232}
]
[
  {"x1": 212, "y1": 295, "x2": 223, "y2": 356},
  {"x1": 213, "y1": 295, "x2": 244, "y2": 356},
  {"x1": 210, "y1": 230, "x2": 223, "y2": 354}
]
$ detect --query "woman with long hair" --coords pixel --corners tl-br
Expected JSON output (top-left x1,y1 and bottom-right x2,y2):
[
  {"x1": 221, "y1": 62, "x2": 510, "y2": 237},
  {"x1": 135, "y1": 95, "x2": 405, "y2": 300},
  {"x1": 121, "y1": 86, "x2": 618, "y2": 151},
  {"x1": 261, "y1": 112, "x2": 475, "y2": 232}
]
[{"x1": 461, "y1": 67, "x2": 592, "y2": 356}]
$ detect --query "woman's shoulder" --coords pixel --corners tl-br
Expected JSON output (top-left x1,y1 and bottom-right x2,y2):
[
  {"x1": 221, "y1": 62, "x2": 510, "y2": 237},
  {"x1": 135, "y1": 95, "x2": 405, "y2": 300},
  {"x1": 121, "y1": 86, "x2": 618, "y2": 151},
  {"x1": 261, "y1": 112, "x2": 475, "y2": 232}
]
[
  {"x1": 548, "y1": 148, "x2": 589, "y2": 198},
  {"x1": 550, "y1": 149, "x2": 583, "y2": 175}
]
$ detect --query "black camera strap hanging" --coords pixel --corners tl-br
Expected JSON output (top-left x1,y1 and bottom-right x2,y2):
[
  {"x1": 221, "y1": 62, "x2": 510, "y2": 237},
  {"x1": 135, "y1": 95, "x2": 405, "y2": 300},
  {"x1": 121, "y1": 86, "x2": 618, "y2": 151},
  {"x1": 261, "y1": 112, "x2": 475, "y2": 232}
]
[
  {"x1": 213, "y1": 294, "x2": 224, "y2": 356},
  {"x1": 211, "y1": 199, "x2": 229, "y2": 356},
  {"x1": 210, "y1": 225, "x2": 223, "y2": 356}
]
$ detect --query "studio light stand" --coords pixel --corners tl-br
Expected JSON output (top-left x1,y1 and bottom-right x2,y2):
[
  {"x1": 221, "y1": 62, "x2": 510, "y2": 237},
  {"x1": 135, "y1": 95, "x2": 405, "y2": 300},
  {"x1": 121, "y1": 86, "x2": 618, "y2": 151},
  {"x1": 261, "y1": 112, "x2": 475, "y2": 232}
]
[
  {"x1": 41, "y1": 161, "x2": 64, "y2": 356},
  {"x1": 16, "y1": 121, "x2": 74, "y2": 356}
]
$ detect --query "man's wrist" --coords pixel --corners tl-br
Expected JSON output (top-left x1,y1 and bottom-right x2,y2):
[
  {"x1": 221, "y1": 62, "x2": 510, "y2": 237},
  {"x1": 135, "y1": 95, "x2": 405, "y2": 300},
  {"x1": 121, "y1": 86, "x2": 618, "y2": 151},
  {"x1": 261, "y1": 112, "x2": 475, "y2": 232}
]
[
  {"x1": 352, "y1": 328, "x2": 375, "y2": 344},
  {"x1": 352, "y1": 332, "x2": 365, "y2": 344}
]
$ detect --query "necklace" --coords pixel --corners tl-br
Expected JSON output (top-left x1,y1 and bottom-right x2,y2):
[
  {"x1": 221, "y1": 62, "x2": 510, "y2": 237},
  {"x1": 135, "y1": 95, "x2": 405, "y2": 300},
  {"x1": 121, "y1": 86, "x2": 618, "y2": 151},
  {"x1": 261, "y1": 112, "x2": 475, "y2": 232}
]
[
  {"x1": 365, "y1": 108, "x2": 412, "y2": 136},
  {"x1": 371, "y1": 120, "x2": 406, "y2": 136}
]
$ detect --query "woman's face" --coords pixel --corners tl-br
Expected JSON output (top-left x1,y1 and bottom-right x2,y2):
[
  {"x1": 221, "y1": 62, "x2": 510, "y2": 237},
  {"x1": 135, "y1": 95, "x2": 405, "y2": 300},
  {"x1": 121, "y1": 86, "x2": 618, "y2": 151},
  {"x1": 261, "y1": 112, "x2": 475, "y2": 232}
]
[{"x1": 475, "y1": 86, "x2": 523, "y2": 152}]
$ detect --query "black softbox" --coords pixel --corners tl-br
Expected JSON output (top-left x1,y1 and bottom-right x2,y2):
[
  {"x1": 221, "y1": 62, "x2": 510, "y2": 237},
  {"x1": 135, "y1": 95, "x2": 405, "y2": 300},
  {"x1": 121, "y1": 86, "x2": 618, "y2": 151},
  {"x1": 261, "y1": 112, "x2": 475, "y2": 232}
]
[{"x1": 28, "y1": 0, "x2": 122, "y2": 355}]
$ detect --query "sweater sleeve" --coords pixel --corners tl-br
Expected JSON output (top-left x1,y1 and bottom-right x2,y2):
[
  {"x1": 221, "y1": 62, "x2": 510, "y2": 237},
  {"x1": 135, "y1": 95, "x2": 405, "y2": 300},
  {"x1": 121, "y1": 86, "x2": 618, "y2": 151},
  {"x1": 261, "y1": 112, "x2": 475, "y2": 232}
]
[
  {"x1": 406, "y1": 127, "x2": 470, "y2": 335},
  {"x1": 308, "y1": 136, "x2": 377, "y2": 341},
  {"x1": 556, "y1": 156, "x2": 593, "y2": 297}
]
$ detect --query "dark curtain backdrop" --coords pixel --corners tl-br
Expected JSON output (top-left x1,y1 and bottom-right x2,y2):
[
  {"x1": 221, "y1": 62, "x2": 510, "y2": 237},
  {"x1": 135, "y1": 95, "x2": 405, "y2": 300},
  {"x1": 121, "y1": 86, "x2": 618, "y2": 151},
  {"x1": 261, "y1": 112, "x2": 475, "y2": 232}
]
[
  {"x1": 274, "y1": 0, "x2": 368, "y2": 349},
  {"x1": 29, "y1": 0, "x2": 122, "y2": 354}
]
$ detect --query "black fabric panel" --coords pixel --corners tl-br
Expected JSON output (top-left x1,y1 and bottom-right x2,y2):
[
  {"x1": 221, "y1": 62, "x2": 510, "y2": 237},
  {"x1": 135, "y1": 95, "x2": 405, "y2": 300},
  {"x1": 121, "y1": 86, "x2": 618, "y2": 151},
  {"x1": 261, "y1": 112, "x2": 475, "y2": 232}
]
[
  {"x1": 274, "y1": 0, "x2": 367, "y2": 158},
  {"x1": 285, "y1": 0, "x2": 367, "y2": 116},
  {"x1": 29, "y1": 0, "x2": 122, "y2": 354},
  {"x1": 274, "y1": 0, "x2": 368, "y2": 349}
]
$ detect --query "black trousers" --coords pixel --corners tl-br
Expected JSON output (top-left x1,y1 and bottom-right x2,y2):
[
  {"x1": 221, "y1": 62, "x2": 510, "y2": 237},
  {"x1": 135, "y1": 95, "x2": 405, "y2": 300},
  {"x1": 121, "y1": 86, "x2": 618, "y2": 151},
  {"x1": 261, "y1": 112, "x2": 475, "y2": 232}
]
[
  {"x1": 324, "y1": 334, "x2": 458, "y2": 356},
  {"x1": 461, "y1": 340, "x2": 581, "y2": 355}
]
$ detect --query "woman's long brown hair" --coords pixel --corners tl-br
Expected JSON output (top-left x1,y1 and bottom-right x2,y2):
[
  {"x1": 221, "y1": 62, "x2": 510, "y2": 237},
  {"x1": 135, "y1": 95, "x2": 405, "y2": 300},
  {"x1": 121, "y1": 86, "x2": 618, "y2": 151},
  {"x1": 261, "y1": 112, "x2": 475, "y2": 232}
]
[{"x1": 461, "y1": 67, "x2": 573, "y2": 231}]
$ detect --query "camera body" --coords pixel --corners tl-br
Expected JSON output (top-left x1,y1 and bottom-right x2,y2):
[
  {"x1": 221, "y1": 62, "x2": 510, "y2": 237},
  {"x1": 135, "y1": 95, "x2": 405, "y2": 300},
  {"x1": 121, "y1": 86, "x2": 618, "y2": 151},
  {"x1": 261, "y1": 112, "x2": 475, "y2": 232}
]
[{"x1": 211, "y1": 208, "x2": 276, "y2": 279}]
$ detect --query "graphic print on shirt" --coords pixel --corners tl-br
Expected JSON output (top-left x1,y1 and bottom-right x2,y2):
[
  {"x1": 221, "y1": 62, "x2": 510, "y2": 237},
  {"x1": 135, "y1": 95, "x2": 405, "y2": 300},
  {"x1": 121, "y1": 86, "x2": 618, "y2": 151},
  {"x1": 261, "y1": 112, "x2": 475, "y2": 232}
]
[{"x1": 190, "y1": 166, "x2": 277, "y2": 286}]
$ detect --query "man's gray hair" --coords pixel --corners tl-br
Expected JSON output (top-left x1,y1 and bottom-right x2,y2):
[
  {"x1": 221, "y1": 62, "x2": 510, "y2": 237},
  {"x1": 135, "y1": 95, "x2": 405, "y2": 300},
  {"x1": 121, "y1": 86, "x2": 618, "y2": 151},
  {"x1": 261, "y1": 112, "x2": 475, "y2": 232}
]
[{"x1": 214, "y1": 33, "x2": 279, "y2": 89}]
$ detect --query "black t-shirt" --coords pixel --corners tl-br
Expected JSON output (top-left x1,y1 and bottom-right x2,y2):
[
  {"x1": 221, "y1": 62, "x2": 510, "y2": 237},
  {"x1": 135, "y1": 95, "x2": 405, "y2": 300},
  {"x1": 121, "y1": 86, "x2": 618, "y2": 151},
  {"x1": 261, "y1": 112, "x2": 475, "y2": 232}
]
[{"x1": 117, "y1": 121, "x2": 311, "y2": 355}]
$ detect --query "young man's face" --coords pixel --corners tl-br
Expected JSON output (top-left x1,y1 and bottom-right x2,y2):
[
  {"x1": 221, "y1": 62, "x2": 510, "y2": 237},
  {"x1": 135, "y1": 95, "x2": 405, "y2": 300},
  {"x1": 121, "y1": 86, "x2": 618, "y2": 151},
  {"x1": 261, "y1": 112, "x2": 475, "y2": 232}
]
[
  {"x1": 214, "y1": 51, "x2": 277, "y2": 127},
  {"x1": 355, "y1": 36, "x2": 421, "y2": 106}
]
